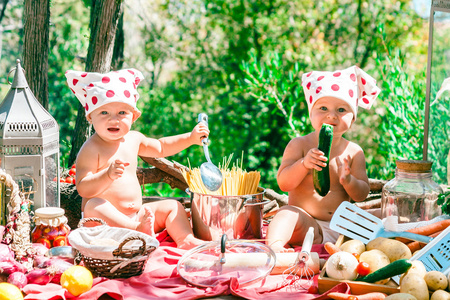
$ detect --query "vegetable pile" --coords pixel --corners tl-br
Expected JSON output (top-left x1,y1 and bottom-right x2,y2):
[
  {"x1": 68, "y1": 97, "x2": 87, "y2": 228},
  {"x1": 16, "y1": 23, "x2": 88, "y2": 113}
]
[
  {"x1": 323, "y1": 234, "x2": 450, "y2": 300},
  {"x1": 0, "y1": 241, "x2": 93, "y2": 297}
]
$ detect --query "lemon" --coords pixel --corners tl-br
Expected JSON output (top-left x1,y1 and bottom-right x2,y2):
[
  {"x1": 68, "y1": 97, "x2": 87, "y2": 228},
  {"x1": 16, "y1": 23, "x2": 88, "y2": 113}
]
[
  {"x1": 60, "y1": 265, "x2": 94, "y2": 296},
  {"x1": 0, "y1": 282, "x2": 24, "y2": 300}
]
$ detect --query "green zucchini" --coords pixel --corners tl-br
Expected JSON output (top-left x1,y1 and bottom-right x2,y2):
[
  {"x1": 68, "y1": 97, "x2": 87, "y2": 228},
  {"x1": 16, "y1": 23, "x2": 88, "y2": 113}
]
[
  {"x1": 313, "y1": 123, "x2": 333, "y2": 196},
  {"x1": 355, "y1": 259, "x2": 412, "y2": 283}
]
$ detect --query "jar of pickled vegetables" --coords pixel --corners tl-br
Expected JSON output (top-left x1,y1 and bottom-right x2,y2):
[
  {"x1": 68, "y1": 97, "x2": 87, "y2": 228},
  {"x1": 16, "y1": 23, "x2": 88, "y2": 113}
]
[{"x1": 31, "y1": 207, "x2": 70, "y2": 248}]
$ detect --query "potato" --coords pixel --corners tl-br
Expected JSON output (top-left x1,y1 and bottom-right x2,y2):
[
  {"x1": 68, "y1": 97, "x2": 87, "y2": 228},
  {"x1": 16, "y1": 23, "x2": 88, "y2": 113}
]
[
  {"x1": 359, "y1": 249, "x2": 390, "y2": 284},
  {"x1": 339, "y1": 239, "x2": 366, "y2": 255},
  {"x1": 424, "y1": 271, "x2": 448, "y2": 291},
  {"x1": 366, "y1": 237, "x2": 412, "y2": 262},
  {"x1": 400, "y1": 273, "x2": 430, "y2": 300},
  {"x1": 385, "y1": 293, "x2": 418, "y2": 300},
  {"x1": 400, "y1": 260, "x2": 427, "y2": 284},
  {"x1": 431, "y1": 290, "x2": 450, "y2": 300}
]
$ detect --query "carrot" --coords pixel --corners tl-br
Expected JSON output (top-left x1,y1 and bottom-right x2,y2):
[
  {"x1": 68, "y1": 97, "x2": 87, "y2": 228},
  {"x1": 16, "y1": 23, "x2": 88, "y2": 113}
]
[
  {"x1": 396, "y1": 219, "x2": 450, "y2": 243},
  {"x1": 324, "y1": 242, "x2": 341, "y2": 255},
  {"x1": 406, "y1": 229, "x2": 444, "y2": 253},
  {"x1": 327, "y1": 292, "x2": 387, "y2": 300},
  {"x1": 405, "y1": 240, "x2": 422, "y2": 253}
]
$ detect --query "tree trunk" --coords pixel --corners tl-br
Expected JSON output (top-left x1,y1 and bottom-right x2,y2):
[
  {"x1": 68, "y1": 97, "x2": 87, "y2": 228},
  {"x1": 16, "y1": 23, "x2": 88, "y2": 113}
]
[
  {"x1": 68, "y1": 0, "x2": 125, "y2": 166},
  {"x1": 22, "y1": 0, "x2": 49, "y2": 108},
  {"x1": 112, "y1": 12, "x2": 124, "y2": 70}
]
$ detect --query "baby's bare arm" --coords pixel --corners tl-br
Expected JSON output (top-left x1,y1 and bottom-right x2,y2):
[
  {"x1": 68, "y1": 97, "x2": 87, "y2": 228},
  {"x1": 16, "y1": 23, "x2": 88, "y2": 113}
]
[
  {"x1": 138, "y1": 123, "x2": 209, "y2": 158},
  {"x1": 338, "y1": 150, "x2": 370, "y2": 202},
  {"x1": 75, "y1": 144, "x2": 114, "y2": 199},
  {"x1": 277, "y1": 136, "x2": 327, "y2": 191}
]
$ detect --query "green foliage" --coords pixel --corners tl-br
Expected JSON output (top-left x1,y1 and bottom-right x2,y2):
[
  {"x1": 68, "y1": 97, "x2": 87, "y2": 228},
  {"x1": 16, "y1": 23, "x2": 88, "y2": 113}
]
[
  {"x1": 363, "y1": 50, "x2": 426, "y2": 180},
  {"x1": 1, "y1": 0, "x2": 439, "y2": 197}
]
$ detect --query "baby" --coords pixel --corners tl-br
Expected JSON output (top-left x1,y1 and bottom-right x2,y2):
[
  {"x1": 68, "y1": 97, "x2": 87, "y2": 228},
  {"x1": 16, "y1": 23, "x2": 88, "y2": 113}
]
[
  {"x1": 266, "y1": 66, "x2": 381, "y2": 252},
  {"x1": 66, "y1": 68, "x2": 207, "y2": 249}
]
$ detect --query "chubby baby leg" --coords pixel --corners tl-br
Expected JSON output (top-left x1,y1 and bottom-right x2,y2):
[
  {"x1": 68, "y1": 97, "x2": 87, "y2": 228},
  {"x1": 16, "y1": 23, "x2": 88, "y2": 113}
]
[
  {"x1": 145, "y1": 200, "x2": 204, "y2": 249},
  {"x1": 266, "y1": 205, "x2": 321, "y2": 252}
]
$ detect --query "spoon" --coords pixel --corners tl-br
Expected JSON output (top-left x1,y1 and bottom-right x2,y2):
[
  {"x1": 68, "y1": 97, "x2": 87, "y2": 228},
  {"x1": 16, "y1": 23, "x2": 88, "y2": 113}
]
[{"x1": 198, "y1": 113, "x2": 223, "y2": 192}]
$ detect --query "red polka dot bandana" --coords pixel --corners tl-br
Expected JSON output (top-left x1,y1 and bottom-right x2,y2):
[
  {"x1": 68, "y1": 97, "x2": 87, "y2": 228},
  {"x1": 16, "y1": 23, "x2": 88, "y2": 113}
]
[
  {"x1": 301, "y1": 66, "x2": 380, "y2": 119},
  {"x1": 65, "y1": 68, "x2": 144, "y2": 117}
]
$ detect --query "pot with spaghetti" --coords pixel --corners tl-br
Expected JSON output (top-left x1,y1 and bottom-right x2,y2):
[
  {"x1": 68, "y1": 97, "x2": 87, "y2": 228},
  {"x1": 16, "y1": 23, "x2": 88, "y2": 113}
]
[{"x1": 182, "y1": 155, "x2": 268, "y2": 241}]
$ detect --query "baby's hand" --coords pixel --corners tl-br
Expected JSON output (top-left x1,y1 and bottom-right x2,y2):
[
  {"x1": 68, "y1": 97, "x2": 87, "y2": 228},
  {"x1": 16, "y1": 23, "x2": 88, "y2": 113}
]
[
  {"x1": 302, "y1": 148, "x2": 327, "y2": 171},
  {"x1": 108, "y1": 159, "x2": 130, "y2": 180},
  {"x1": 337, "y1": 156, "x2": 351, "y2": 186},
  {"x1": 190, "y1": 123, "x2": 210, "y2": 146}
]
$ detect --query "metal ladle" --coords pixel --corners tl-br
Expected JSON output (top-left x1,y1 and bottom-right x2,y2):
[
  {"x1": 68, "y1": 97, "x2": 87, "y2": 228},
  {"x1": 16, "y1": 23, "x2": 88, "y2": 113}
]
[{"x1": 198, "y1": 113, "x2": 223, "y2": 192}]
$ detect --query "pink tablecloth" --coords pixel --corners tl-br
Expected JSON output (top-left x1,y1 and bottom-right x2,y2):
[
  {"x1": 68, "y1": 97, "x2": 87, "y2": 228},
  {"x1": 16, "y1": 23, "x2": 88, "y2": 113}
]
[{"x1": 23, "y1": 231, "x2": 349, "y2": 300}]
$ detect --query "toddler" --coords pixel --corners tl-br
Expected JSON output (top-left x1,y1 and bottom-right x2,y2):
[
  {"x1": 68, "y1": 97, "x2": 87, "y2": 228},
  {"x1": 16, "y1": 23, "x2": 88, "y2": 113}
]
[
  {"x1": 66, "y1": 68, "x2": 207, "y2": 249},
  {"x1": 266, "y1": 66, "x2": 381, "y2": 252}
]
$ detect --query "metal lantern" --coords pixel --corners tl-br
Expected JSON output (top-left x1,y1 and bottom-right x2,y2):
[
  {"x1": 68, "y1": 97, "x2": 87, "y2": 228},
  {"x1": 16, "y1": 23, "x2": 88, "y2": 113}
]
[{"x1": 0, "y1": 59, "x2": 60, "y2": 209}]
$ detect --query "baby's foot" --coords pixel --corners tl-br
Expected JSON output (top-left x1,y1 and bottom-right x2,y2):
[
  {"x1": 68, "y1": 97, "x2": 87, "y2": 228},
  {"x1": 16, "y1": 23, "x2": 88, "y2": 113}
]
[
  {"x1": 176, "y1": 234, "x2": 204, "y2": 250},
  {"x1": 269, "y1": 241, "x2": 295, "y2": 253},
  {"x1": 136, "y1": 207, "x2": 155, "y2": 237}
]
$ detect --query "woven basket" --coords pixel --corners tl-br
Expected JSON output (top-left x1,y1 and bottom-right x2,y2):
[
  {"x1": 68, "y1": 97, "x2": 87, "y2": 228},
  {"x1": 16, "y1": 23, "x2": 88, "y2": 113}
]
[{"x1": 70, "y1": 218, "x2": 159, "y2": 279}]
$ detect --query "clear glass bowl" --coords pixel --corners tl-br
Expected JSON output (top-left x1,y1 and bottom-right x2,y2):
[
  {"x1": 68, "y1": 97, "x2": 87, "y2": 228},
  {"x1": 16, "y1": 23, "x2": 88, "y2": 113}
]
[{"x1": 177, "y1": 235, "x2": 276, "y2": 287}]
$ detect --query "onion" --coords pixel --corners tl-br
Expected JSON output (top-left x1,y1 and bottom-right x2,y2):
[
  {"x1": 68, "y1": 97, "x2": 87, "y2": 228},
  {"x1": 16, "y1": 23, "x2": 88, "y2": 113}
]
[
  {"x1": 41, "y1": 258, "x2": 73, "y2": 284},
  {"x1": 0, "y1": 260, "x2": 26, "y2": 275},
  {"x1": 325, "y1": 251, "x2": 359, "y2": 280},
  {"x1": 32, "y1": 243, "x2": 49, "y2": 257},
  {"x1": 26, "y1": 268, "x2": 54, "y2": 285},
  {"x1": 0, "y1": 243, "x2": 14, "y2": 262},
  {"x1": 33, "y1": 255, "x2": 50, "y2": 268},
  {"x1": 8, "y1": 271, "x2": 27, "y2": 289}
]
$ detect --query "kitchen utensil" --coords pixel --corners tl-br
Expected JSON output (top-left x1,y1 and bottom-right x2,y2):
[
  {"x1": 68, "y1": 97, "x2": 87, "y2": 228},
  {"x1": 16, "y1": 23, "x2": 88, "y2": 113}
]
[
  {"x1": 392, "y1": 225, "x2": 450, "y2": 284},
  {"x1": 282, "y1": 227, "x2": 315, "y2": 290},
  {"x1": 189, "y1": 187, "x2": 268, "y2": 241},
  {"x1": 197, "y1": 113, "x2": 223, "y2": 192},
  {"x1": 177, "y1": 234, "x2": 276, "y2": 287},
  {"x1": 330, "y1": 201, "x2": 432, "y2": 244}
]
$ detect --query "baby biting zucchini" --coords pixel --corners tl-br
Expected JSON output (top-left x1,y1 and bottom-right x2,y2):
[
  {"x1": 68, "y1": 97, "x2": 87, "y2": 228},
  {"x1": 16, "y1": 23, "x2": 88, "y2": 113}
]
[{"x1": 313, "y1": 123, "x2": 333, "y2": 196}]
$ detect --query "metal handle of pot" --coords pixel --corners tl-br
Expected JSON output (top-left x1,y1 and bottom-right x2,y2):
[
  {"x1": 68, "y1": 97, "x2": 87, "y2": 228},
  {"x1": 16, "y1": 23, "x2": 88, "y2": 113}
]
[{"x1": 243, "y1": 199, "x2": 271, "y2": 207}]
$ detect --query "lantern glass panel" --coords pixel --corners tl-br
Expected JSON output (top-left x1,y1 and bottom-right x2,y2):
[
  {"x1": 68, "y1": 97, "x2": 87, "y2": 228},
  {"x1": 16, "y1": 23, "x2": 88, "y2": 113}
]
[
  {"x1": 45, "y1": 153, "x2": 59, "y2": 207},
  {"x1": 13, "y1": 165, "x2": 36, "y2": 201},
  {"x1": 426, "y1": 10, "x2": 450, "y2": 185}
]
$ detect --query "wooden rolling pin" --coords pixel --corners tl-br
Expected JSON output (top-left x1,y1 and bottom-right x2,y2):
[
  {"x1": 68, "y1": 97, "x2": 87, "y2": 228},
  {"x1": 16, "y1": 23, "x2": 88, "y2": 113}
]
[{"x1": 183, "y1": 252, "x2": 320, "y2": 277}]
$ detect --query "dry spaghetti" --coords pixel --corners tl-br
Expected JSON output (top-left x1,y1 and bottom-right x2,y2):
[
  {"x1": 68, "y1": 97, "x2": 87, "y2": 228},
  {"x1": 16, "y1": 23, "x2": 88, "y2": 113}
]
[{"x1": 182, "y1": 154, "x2": 260, "y2": 195}]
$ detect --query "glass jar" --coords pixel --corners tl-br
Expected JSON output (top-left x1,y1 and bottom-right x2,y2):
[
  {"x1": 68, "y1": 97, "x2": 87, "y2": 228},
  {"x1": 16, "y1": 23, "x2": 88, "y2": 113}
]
[
  {"x1": 31, "y1": 207, "x2": 70, "y2": 248},
  {"x1": 381, "y1": 160, "x2": 443, "y2": 224}
]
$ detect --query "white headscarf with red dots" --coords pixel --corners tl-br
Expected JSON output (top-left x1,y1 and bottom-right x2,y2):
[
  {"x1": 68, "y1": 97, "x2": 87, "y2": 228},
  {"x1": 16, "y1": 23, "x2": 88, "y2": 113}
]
[
  {"x1": 301, "y1": 66, "x2": 380, "y2": 119},
  {"x1": 65, "y1": 68, "x2": 144, "y2": 117}
]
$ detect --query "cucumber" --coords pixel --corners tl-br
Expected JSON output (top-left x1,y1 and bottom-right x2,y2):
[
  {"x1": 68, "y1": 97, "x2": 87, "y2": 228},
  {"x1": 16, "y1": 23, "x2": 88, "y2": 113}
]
[
  {"x1": 313, "y1": 123, "x2": 333, "y2": 196},
  {"x1": 355, "y1": 259, "x2": 412, "y2": 283}
]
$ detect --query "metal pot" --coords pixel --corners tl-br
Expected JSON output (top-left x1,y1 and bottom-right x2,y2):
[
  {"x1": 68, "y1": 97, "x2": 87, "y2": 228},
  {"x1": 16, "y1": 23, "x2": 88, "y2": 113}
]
[{"x1": 188, "y1": 188, "x2": 268, "y2": 241}]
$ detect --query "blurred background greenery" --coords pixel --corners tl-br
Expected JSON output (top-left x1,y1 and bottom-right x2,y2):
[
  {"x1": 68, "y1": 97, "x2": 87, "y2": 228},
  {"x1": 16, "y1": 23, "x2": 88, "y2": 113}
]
[{"x1": 0, "y1": 0, "x2": 449, "y2": 197}]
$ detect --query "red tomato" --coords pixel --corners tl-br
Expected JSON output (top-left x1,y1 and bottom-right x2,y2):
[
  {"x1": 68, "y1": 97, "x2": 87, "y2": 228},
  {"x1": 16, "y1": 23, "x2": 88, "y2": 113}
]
[
  {"x1": 307, "y1": 285, "x2": 319, "y2": 294},
  {"x1": 71, "y1": 164, "x2": 76, "y2": 169},
  {"x1": 36, "y1": 237, "x2": 51, "y2": 249},
  {"x1": 59, "y1": 178, "x2": 65, "y2": 182},
  {"x1": 45, "y1": 228, "x2": 59, "y2": 241},
  {"x1": 65, "y1": 177, "x2": 73, "y2": 184},
  {"x1": 356, "y1": 261, "x2": 371, "y2": 276},
  {"x1": 53, "y1": 236, "x2": 68, "y2": 247},
  {"x1": 69, "y1": 168, "x2": 76, "y2": 176},
  {"x1": 52, "y1": 177, "x2": 57, "y2": 182}
]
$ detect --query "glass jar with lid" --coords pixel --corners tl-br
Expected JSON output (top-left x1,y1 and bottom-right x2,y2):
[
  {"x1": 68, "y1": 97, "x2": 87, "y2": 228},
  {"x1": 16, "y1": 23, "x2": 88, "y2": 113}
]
[
  {"x1": 381, "y1": 160, "x2": 443, "y2": 224},
  {"x1": 31, "y1": 207, "x2": 70, "y2": 248}
]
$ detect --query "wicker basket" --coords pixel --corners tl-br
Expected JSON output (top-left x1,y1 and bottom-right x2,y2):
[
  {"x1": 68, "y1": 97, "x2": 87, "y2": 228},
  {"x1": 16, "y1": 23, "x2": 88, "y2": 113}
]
[{"x1": 69, "y1": 218, "x2": 159, "y2": 279}]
